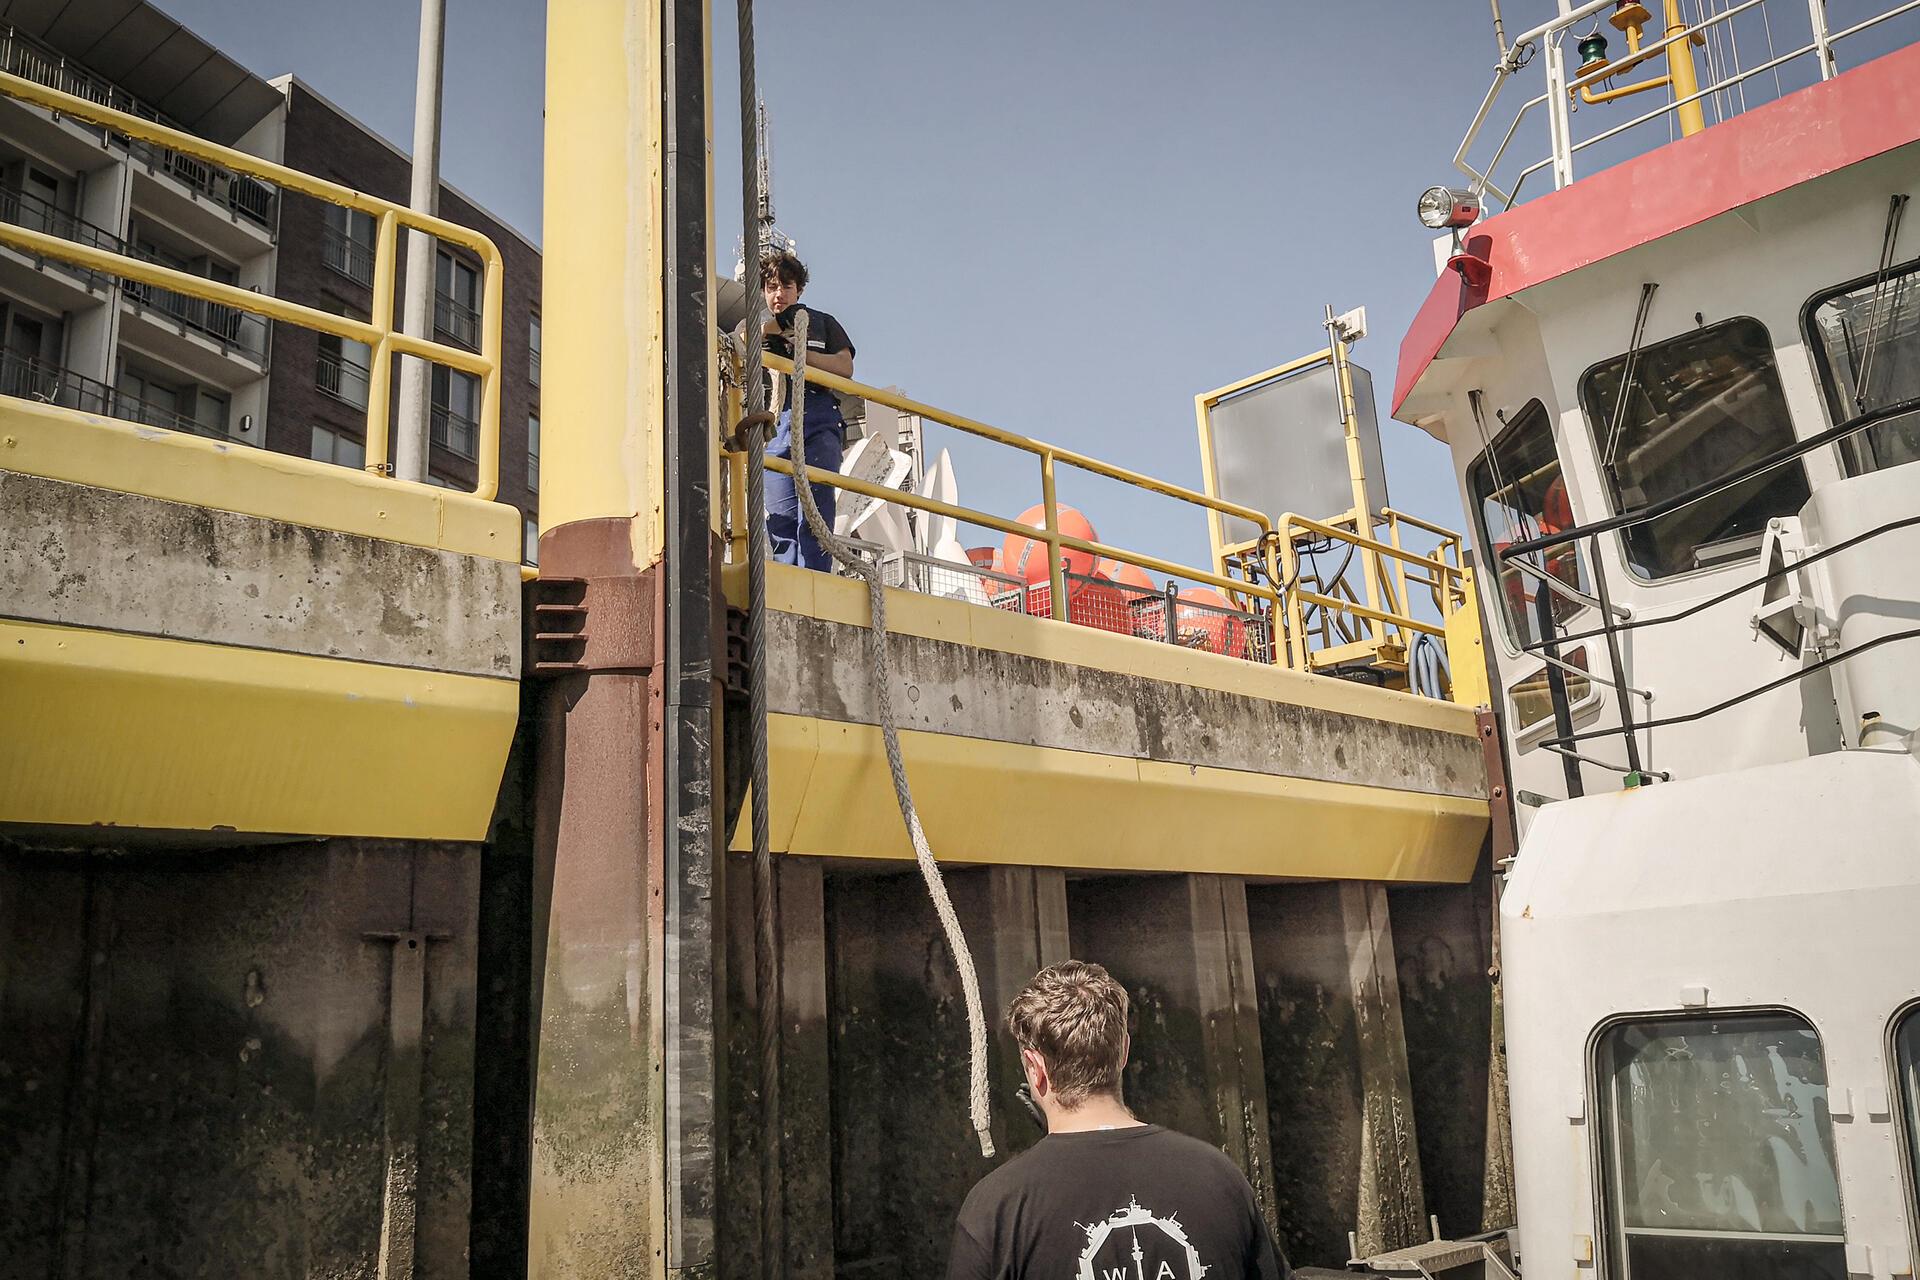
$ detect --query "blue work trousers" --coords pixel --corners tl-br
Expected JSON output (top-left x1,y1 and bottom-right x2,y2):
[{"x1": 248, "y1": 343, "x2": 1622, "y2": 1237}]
[{"x1": 766, "y1": 394, "x2": 845, "y2": 571}]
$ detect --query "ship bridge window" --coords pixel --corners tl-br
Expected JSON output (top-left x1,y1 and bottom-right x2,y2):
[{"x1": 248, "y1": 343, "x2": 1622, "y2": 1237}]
[
  {"x1": 1805, "y1": 257, "x2": 1920, "y2": 476},
  {"x1": 1892, "y1": 1005, "x2": 1920, "y2": 1249},
  {"x1": 1595, "y1": 1013, "x2": 1846, "y2": 1280},
  {"x1": 1467, "y1": 399, "x2": 1589, "y2": 649},
  {"x1": 1580, "y1": 318, "x2": 1808, "y2": 580}
]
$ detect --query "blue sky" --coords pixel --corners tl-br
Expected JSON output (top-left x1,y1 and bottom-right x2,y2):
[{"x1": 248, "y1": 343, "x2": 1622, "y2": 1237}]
[{"x1": 160, "y1": 0, "x2": 1912, "y2": 574}]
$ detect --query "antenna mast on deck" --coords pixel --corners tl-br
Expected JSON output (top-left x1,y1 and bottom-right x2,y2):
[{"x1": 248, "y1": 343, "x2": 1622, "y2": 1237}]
[{"x1": 737, "y1": 100, "x2": 798, "y2": 277}]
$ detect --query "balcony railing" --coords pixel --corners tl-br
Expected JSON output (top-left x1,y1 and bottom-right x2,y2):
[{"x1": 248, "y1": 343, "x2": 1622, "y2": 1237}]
[
  {"x1": 316, "y1": 348, "x2": 372, "y2": 407},
  {"x1": 0, "y1": 185, "x2": 120, "y2": 288},
  {"x1": 431, "y1": 402, "x2": 478, "y2": 459},
  {"x1": 322, "y1": 224, "x2": 375, "y2": 286},
  {"x1": 434, "y1": 291, "x2": 481, "y2": 349},
  {"x1": 0, "y1": 349, "x2": 113, "y2": 415},
  {"x1": 127, "y1": 138, "x2": 277, "y2": 229},
  {"x1": 0, "y1": 26, "x2": 160, "y2": 124},
  {"x1": 0, "y1": 25, "x2": 275, "y2": 230},
  {"x1": 112, "y1": 386, "x2": 227, "y2": 440},
  {"x1": 0, "y1": 349, "x2": 227, "y2": 440},
  {"x1": 120, "y1": 248, "x2": 269, "y2": 361},
  {"x1": 0, "y1": 64, "x2": 507, "y2": 499}
]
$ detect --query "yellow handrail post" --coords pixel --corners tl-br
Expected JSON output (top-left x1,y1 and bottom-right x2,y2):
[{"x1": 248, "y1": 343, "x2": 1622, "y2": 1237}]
[
  {"x1": 1040, "y1": 451, "x2": 1068, "y2": 615},
  {"x1": 1389, "y1": 512, "x2": 1412, "y2": 648},
  {"x1": 0, "y1": 68, "x2": 506, "y2": 500},
  {"x1": 1277, "y1": 521, "x2": 1307, "y2": 670},
  {"x1": 725, "y1": 385, "x2": 748, "y2": 563},
  {"x1": 1328, "y1": 324, "x2": 1387, "y2": 652},
  {"x1": 364, "y1": 209, "x2": 400, "y2": 476},
  {"x1": 1663, "y1": 0, "x2": 1708, "y2": 136}
]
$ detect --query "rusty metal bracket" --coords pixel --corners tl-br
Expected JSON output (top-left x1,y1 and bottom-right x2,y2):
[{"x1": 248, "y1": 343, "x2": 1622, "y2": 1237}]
[
  {"x1": 527, "y1": 572, "x2": 659, "y2": 677},
  {"x1": 723, "y1": 604, "x2": 749, "y2": 698},
  {"x1": 1475, "y1": 706, "x2": 1517, "y2": 866}
]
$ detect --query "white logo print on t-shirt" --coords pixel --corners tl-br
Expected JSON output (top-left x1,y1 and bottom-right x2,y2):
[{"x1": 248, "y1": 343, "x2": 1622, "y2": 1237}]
[{"x1": 1075, "y1": 1197, "x2": 1210, "y2": 1280}]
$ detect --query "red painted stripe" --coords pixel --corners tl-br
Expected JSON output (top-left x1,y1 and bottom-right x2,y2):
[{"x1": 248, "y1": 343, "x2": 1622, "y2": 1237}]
[{"x1": 1393, "y1": 39, "x2": 1920, "y2": 418}]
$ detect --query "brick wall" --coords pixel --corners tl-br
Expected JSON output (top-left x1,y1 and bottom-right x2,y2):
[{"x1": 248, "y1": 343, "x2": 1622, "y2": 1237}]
[{"x1": 266, "y1": 81, "x2": 542, "y2": 540}]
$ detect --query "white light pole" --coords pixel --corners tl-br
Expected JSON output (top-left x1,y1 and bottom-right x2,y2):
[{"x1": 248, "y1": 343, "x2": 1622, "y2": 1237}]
[{"x1": 393, "y1": 0, "x2": 446, "y2": 484}]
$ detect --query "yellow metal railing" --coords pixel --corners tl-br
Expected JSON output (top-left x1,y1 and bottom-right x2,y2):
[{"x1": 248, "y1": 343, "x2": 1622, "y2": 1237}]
[
  {"x1": 0, "y1": 70, "x2": 506, "y2": 500},
  {"x1": 722, "y1": 353, "x2": 1474, "y2": 694}
]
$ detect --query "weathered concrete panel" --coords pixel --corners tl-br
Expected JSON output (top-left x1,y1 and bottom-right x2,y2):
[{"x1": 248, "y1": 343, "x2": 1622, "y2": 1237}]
[
  {"x1": 0, "y1": 838, "x2": 481, "y2": 1278},
  {"x1": 1249, "y1": 880, "x2": 1427, "y2": 1268},
  {"x1": 1, "y1": 470, "x2": 520, "y2": 677},
  {"x1": 827, "y1": 867, "x2": 1026, "y2": 1278},
  {"x1": 723, "y1": 855, "x2": 835, "y2": 1280},
  {"x1": 1390, "y1": 861, "x2": 1515, "y2": 1237},
  {"x1": 768, "y1": 612, "x2": 1483, "y2": 799},
  {"x1": 1068, "y1": 874, "x2": 1279, "y2": 1233}
]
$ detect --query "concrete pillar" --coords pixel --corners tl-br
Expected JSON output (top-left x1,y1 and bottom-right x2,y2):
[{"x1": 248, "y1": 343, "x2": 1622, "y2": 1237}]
[
  {"x1": 947, "y1": 866, "x2": 1071, "y2": 1158},
  {"x1": 723, "y1": 855, "x2": 834, "y2": 1280},
  {"x1": 66, "y1": 158, "x2": 130, "y2": 388},
  {"x1": 825, "y1": 866, "x2": 1067, "y2": 1276},
  {"x1": 1389, "y1": 859, "x2": 1514, "y2": 1238},
  {"x1": 529, "y1": 0, "x2": 714, "y2": 1275},
  {"x1": 1068, "y1": 874, "x2": 1279, "y2": 1233},
  {"x1": 1248, "y1": 880, "x2": 1427, "y2": 1266}
]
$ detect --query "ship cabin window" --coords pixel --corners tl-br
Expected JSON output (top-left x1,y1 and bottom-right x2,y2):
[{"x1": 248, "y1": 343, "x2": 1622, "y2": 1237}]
[
  {"x1": 1892, "y1": 1006, "x2": 1920, "y2": 1243},
  {"x1": 1595, "y1": 1013, "x2": 1846, "y2": 1280},
  {"x1": 1805, "y1": 257, "x2": 1920, "y2": 476},
  {"x1": 1579, "y1": 318, "x2": 1808, "y2": 581},
  {"x1": 1467, "y1": 399, "x2": 1589, "y2": 650}
]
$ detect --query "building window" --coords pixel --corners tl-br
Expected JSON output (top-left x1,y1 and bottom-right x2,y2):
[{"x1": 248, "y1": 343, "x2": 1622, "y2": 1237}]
[
  {"x1": 529, "y1": 312, "x2": 541, "y2": 386},
  {"x1": 430, "y1": 364, "x2": 480, "y2": 459},
  {"x1": 1595, "y1": 1013, "x2": 1845, "y2": 1279},
  {"x1": 524, "y1": 517, "x2": 539, "y2": 566},
  {"x1": 322, "y1": 205, "x2": 376, "y2": 287},
  {"x1": 1466, "y1": 399, "x2": 1587, "y2": 649},
  {"x1": 310, "y1": 424, "x2": 367, "y2": 471},
  {"x1": 527, "y1": 411, "x2": 540, "y2": 491},
  {"x1": 1805, "y1": 258, "x2": 1920, "y2": 476},
  {"x1": 435, "y1": 250, "x2": 480, "y2": 349},
  {"x1": 316, "y1": 330, "x2": 373, "y2": 409},
  {"x1": 1580, "y1": 318, "x2": 1808, "y2": 580}
]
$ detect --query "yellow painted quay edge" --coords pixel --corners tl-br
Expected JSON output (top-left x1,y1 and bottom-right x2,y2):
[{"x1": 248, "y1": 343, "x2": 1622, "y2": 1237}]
[
  {"x1": 0, "y1": 397, "x2": 521, "y2": 562},
  {"x1": 0, "y1": 620, "x2": 517, "y2": 841},
  {"x1": 730, "y1": 714, "x2": 1488, "y2": 883}
]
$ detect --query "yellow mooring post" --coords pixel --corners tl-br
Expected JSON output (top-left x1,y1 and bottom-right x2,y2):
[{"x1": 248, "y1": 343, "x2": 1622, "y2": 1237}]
[{"x1": 529, "y1": 0, "x2": 720, "y2": 1276}]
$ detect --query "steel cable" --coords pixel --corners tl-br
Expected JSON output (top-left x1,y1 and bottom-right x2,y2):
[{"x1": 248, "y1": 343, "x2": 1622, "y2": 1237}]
[{"x1": 735, "y1": 3, "x2": 784, "y2": 1277}]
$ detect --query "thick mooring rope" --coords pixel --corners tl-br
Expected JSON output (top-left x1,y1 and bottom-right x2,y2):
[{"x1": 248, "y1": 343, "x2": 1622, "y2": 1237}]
[
  {"x1": 735, "y1": 2, "x2": 784, "y2": 1276},
  {"x1": 784, "y1": 312, "x2": 996, "y2": 1158}
]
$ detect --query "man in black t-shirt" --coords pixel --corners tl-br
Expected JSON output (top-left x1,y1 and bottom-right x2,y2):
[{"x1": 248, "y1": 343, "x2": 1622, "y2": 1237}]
[
  {"x1": 947, "y1": 961, "x2": 1291, "y2": 1280},
  {"x1": 756, "y1": 250, "x2": 855, "y2": 571}
]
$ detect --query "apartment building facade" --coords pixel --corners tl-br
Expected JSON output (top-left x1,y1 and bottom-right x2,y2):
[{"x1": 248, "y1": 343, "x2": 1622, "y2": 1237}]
[{"x1": 0, "y1": 6, "x2": 542, "y2": 555}]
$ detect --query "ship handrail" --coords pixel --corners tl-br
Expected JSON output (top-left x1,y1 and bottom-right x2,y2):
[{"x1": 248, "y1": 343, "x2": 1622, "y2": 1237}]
[
  {"x1": 0, "y1": 69, "x2": 507, "y2": 501},
  {"x1": 1455, "y1": 0, "x2": 1920, "y2": 208},
  {"x1": 725, "y1": 356, "x2": 1473, "y2": 690}
]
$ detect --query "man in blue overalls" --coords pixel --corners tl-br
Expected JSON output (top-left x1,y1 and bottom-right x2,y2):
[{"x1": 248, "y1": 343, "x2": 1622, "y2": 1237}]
[{"x1": 758, "y1": 251, "x2": 856, "y2": 570}]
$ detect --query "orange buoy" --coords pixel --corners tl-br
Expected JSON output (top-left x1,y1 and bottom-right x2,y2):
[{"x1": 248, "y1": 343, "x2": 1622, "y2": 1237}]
[
  {"x1": 1175, "y1": 587, "x2": 1248, "y2": 657},
  {"x1": 1099, "y1": 559, "x2": 1158, "y2": 595},
  {"x1": 1003, "y1": 505, "x2": 1099, "y2": 586},
  {"x1": 1027, "y1": 574, "x2": 1132, "y2": 634}
]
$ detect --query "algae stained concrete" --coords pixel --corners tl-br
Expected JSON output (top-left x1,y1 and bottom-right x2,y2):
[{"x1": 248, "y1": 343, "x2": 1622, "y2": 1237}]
[
  {"x1": 1067, "y1": 874, "x2": 1280, "y2": 1238},
  {"x1": 824, "y1": 866, "x2": 1056, "y2": 1278},
  {"x1": 0, "y1": 838, "x2": 481, "y2": 1278},
  {"x1": 1247, "y1": 880, "x2": 1427, "y2": 1269},
  {"x1": 1389, "y1": 859, "x2": 1514, "y2": 1237}
]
